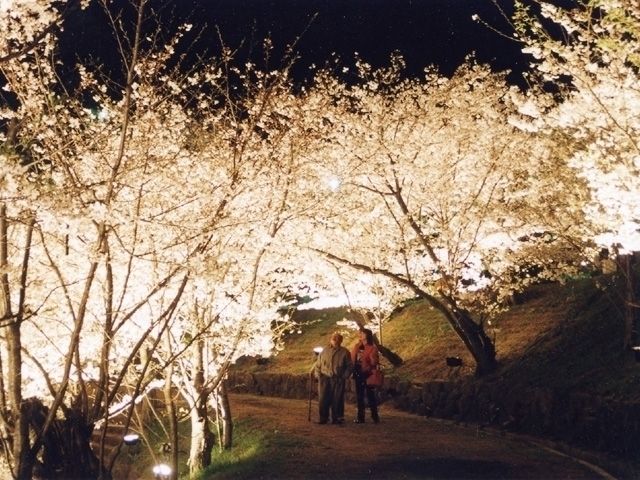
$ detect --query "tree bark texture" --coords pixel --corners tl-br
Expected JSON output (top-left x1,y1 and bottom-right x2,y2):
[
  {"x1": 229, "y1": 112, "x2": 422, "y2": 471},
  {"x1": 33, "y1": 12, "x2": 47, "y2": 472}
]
[
  {"x1": 619, "y1": 253, "x2": 640, "y2": 352},
  {"x1": 163, "y1": 348, "x2": 179, "y2": 480},
  {"x1": 0, "y1": 204, "x2": 35, "y2": 479},
  {"x1": 188, "y1": 334, "x2": 214, "y2": 476},
  {"x1": 19, "y1": 399, "x2": 102, "y2": 480},
  {"x1": 188, "y1": 395, "x2": 214, "y2": 475},
  {"x1": 448, "y1": 309, "x2": 497, "y2": 376},
  {"x1": 218, "y1": 381, "x2": 233, "y2": 450}
]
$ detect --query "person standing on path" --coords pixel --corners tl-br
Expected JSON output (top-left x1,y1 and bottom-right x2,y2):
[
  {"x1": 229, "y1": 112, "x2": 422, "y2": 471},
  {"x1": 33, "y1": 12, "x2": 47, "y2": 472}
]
[
  {"x1": 313, "y1": 332, "x2": 352, "y2": 424},
  {"x1": 351, "y1": 328, "x2": 380, "y2": 424}
]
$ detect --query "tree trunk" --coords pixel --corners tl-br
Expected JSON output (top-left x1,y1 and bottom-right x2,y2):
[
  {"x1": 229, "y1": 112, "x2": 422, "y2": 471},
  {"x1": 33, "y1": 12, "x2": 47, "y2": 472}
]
[
  {"x1": 13, "y1": 401, "x2": 35, "y2": 480},
  {"x1": 187, "y1": 332, "x2": 212, "y2": 475},
  {"x1": 6, "y1": 328, "x2": 34, "y2": 480},
  {"x1": 618, "y1": 252, "x2": 640, "y2": 354},
  {"x1": 164, "y1": 392, "x2": 179, "y2": 480},
  {"x1": 35, "y1": 402, "x2": 102, "y2": 479},
  {"x1": 163, "y1": 335, "x2": 179, "y2": 480},
  {"x1": 319, "y1": 252, "x2": 497, "y2": 376},
  {"x1": 188, "y1": 394, "x2": 214, "y2": 476},
  {"x1": 453, "y1": 309, "x2": 497, "y2": 376},
  {"x1": 0, "y1": 204, "x2": 36, "y2": 479},
  {"x1": 218, "y1": 380, "x2": 233, "y2": 450}
]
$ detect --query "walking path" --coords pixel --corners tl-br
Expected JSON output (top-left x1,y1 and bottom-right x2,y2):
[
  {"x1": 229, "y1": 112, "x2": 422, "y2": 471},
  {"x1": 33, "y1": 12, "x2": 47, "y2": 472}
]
[{"x1": 223, "y1": 393, "x2": 615, "y2": 479}]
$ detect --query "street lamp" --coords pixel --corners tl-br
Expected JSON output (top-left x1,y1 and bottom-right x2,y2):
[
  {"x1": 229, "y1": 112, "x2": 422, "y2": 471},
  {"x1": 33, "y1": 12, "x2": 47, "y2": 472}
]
[
  {"x1": 123, "y1": 433, "x2": 141, "y2": 457},
  {"x1": 123, "y1": 433, "x2": 140, "y2": 446},
  {"x1": 308, "y1": 346, "x2": 324, "y2": 421}
]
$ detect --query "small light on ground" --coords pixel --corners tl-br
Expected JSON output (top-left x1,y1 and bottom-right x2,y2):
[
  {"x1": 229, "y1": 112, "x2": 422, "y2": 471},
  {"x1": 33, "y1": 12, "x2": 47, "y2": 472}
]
[
  {"x1": 153, "y1": 463, "x2": 172, "y2": 480},
  {"x1": 123, "y1": 433, "x2": 140, "y2": 445}
]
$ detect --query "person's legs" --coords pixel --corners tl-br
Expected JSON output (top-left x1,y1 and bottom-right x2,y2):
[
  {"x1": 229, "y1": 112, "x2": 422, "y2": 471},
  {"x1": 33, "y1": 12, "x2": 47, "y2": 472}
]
[
  {"x1": 317, "y1": 376, "x2": 331, "y2": 423},
  {"x1": 354, "y1": 376, "x2": 366, "y2": 422},
  {"x1": 331, "y1": 378, "x2": 345, "y2": 423},
  {"x1": 366, "y1": 385, "x2": 379, "y2": 423}
]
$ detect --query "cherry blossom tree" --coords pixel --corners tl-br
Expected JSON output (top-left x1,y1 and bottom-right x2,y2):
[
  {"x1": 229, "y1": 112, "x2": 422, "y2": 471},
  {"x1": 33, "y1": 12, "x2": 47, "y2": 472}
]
[
  {"x1": 0, "y1": 0, "x2": 330, "y2": 476},
  {"x1": 511, "y1": 0, "x2": 639, "y2": 254},
  {"x1": 2, "y1": 0, "x2": 635, "y2": 478},
  {"x1": 0, "y1": 0, "x2": 290, "y2": 476},
  {"x1": 508, "y1": 0, "x2": 640, "y2": 347},
  {"x1": 0, "y1": 0, "x2": 62, "y2": 65},
  {"x1": 288, "y1": 57, "x2": 591, "y2": 375},
  {"x1": 0, "y1": 1, "x2": 97, "y2": 477},
  {"x1": 157, "y1": 60, "x2": 324, "y2": 474}
]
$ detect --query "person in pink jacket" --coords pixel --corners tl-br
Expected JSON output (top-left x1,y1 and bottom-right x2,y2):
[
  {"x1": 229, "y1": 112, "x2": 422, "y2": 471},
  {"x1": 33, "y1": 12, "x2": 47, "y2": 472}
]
[{"x1": 351, "y1": 328, "x2": 380, "y2": 423}]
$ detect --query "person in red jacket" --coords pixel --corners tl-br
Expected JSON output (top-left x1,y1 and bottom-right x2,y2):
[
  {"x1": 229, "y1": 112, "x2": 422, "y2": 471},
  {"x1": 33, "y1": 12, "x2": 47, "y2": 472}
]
[{"x1": 351, "y1": 328, "x2": 380, "y2": 423}]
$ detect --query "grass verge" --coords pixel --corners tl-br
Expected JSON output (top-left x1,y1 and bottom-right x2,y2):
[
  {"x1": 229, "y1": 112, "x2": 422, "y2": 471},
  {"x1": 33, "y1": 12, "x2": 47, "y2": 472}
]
[{"x1": 193, "y1": 418, "x2": 306, "y2": 479}]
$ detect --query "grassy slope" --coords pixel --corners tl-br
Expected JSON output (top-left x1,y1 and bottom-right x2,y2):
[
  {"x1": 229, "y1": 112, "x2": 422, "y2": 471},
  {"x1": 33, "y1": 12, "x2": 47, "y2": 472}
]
[{"x1": 243, "y1": 276, "x2": 640, "y2": 402}]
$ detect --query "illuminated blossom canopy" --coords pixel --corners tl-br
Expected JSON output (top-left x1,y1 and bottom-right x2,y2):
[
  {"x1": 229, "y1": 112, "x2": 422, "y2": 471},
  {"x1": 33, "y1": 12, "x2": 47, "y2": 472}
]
[
  {"x1": 0, "y1": 0, "x2": 638, "y2": 477},
  {"x1": 511, "y1": 0, "x2": 640, "y2": 253}
]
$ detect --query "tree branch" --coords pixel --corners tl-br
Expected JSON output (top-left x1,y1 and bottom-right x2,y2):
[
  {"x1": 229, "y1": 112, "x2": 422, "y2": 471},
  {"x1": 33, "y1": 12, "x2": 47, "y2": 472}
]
[
  {"x1": 0, "y1": 24, "x2": 57, "y2": 64},
  {"x1": 309, "y1": 247, "x2": 459, "y2": 326}
]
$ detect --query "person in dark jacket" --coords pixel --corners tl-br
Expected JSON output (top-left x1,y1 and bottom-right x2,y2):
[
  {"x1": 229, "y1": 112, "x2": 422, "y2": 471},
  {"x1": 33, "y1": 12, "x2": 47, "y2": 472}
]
[
  {"x1": 313, "y1": 332, "x2": 353, "y2": 424},
  {"x1": 351, "y1": 328, "x2": 380, "y2": 423}
]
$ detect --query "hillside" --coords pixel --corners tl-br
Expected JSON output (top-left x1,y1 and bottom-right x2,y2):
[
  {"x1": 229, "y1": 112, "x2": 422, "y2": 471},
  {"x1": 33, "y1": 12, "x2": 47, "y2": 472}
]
[{"x1": 237, "y1": 274, "x2": 639, "y2": 402}]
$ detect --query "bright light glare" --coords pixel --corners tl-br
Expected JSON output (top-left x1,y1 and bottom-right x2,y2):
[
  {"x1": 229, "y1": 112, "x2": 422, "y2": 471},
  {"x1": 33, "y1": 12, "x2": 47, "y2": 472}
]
[
  {"x1": 313, "y1": 346, "x2": 324, "y2": 354},
  {"x1": 297, "y1": 296, "x2": 347, "y2": 310},
  {"x1": 327, "y1": 176, "x2": 341, "y2": 191},
  {"x1": 153, "y1": 464, "x2": 172, "y2": 475},
  {"x1": 594, "y1": 222, "x2": 640, "y2": 254},
  {"x1": 123, "y1": 433, "x2": 139, "y2": 445}
]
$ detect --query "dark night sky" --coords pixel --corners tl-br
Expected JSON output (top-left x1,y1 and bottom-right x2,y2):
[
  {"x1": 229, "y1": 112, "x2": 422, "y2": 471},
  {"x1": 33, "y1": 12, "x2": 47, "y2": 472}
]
[{"x1": 62, "y1": 0, "x2": 528, "y2": 85}]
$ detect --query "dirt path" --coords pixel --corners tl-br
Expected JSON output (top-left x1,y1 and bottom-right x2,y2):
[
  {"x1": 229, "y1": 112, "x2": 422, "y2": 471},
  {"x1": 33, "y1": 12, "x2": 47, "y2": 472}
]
[{"x1": 221, "y1": 393, "x2": 613, "y2": 480}]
